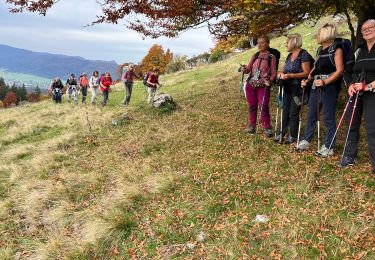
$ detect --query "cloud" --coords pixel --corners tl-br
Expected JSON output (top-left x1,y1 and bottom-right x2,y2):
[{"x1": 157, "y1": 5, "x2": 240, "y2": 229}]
[{"x1": 0, "y1": 0, "x2": 214, "y2": 63}]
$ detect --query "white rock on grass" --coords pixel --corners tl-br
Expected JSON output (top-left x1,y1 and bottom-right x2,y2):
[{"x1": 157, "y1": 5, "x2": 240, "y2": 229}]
[
  {"x1": 253, "y1": 214, "x2": 270, "y2": 223},
  {"x1": 197, "y1": 231, "x2": 206, "y2": 242},
  {"x1": 186, "y1": 243, "x2": 195, "y2": 250}
]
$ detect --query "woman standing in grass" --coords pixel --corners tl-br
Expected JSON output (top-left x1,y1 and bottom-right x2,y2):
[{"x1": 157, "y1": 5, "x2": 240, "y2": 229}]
[
  {"x1": 296, "y1": 23, "x2": 344, "y2": 157},
  {"x1": 100, "y1": 72, "x2": 113, "y2": 107},
  {"x1": 339, "y1": 19, "x2": 375, "y2": 177},
  {"x1": 122, "y1": 64, "x2": 138, "y2": 106},
  {"x1": 241, "y1": 35, "x2": 277, "y2": 138},
  {"x1": 146, "y1": 68, "x2": 161, "y2": 104},
  {"x1": 276, "y1": 33, "x2": 313, "y2": 144},
  {"x1": 89, "y1": 70, "x2": 100, "y2": 105},
  {"x1": 80, "y1": 72, "x2": 89, "y2": 103}
]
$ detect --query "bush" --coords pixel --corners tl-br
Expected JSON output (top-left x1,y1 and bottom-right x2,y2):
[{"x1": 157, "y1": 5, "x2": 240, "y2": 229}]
[
  {"x1": 209, "y1": 48, "x2": 225, "y2": 63},
  {"x1": 166, "y1": 55, "x2": 188, "y2": 73}
]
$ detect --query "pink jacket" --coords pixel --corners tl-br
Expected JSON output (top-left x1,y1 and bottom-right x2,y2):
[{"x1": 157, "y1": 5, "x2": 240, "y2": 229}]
[{"x1": 245, "y1": 51, "x2": 277, "y2": 83}]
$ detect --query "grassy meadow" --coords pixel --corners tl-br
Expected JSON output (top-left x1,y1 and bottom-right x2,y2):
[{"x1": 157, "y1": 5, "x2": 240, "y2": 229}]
[{"x1": 0, "y1": 18, "x2": 374, "y2": 259}]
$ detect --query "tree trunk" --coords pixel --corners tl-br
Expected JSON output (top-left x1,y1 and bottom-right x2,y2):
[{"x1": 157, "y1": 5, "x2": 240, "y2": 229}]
[{"x1": 343, "y1": 8, "x2": 356, "y2": 48}]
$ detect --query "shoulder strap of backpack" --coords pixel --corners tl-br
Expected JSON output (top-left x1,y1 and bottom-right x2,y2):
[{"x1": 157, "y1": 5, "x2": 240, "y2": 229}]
[
  {"x1": 267, "y1": 54, "x2": 274, "y2": 69},
  {"x1": 328, "y1": 41, "x2": 339, "y2": 67}
]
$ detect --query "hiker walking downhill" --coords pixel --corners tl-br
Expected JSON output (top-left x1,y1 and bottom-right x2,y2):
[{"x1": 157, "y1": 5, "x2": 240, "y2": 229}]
[
  {"x1": 296, "y1": 23, "x2": 345, "y2": 157},
  {"x1": 66, "y1": 74, "x2": 78, "y2": 104},
  {"x1": 122, "y1": 64, "x2": 138, "y2": 106},
  {"x1": 339, "y1": 19, "x2": 375, "y2": 177},
  {"x1": 277, "y1": 33, "x2": 313, "y2": 144},
  {"x1": 100, "y1": 72, "x2": 113, "y2": 107},
  {"x1": 146, "y1": 68, "x2": 161, "y2": 104},
  {"x1": 50, "y1": 77, "x2": 64, "y2": 104},
  {"x1": 80, "y1": 72, "x2": 89, "y2": 103},
  {"x1": 89, "y1": 71, "x2": 100, "y2": 105},
  {"x1": 241, "y1": 35, "x2": 277, "y2": 138}
]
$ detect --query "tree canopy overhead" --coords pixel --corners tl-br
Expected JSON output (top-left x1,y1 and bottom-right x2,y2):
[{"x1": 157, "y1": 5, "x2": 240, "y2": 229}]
[{"x1": 5, "y1": 0, "x2": 375, "y2": 45}]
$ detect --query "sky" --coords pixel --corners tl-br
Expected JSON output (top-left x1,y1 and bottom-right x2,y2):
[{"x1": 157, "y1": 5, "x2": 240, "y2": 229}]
[{"x1": 0, "y1": 0, "x2": 215, "y2": 64}]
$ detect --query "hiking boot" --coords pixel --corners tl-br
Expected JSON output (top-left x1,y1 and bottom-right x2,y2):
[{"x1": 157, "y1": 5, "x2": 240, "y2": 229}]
[
  {"x1": 338, "y1": 156, "x2": 355, "y2": 168},
  {"x1": 274, "y1": 134, "x2": 283, "y2": 143},
  {"x1": 264, "y1": 128, "x2": 273, "y2": 138},
  {"x1": 244, "y1": 125, "x2": 256, "y2": 134},
  {"x1": 284, "y1": 136, "x2": 297, "y2": 144},
  {"x1": 315, "y1": 145, "x2": 334, "y2": 157},
  {"x1": 296, "y1": 140, "x2": 309, "y2": 151}
]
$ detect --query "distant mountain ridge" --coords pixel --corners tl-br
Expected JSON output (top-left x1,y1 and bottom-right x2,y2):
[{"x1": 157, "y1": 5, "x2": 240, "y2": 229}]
[{"x1": 0, "y1": 44, "x2": 119, "y2": 81}]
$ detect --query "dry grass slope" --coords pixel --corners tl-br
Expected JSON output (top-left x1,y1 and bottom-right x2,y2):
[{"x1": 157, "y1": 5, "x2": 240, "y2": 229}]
[{"x1": 0, "y1": 18, "x2": 374, "y2": 259}]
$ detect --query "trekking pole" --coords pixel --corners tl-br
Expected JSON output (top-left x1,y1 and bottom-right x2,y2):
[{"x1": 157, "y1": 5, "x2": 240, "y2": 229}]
[
  {"x1": 296, "y1": 84, "x2": 306, "y2": 147},
  {"x1": 236, "y1": 70, "x2": 245, "y2": 121},
  {"x1": 316, "y1": 94, "x2": 355, "y2": 175},
  {"x1": 317, "y1": 86, "x2": 321, "y2": 151},
  {"x1": 339, "y1": 71, "x2": 364, "y2": 171},
  {"x1": 274, "y1": 84, "x2": 281, "y2": 139},
  {"x1": 279, "y1": 85, "x2": 284, "y2": 143}
]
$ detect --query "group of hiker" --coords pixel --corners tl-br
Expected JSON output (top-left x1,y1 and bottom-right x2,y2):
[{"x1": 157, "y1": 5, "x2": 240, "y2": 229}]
[
  {"x1": 49, "y1": 66, "x2": 161, "y2": 107},
  {"x1": 240, "y1": 19, "x2": 375, "y2": 177},
  {"x1": 49, "y1": 71, "x2": 114, "y2": 107}
]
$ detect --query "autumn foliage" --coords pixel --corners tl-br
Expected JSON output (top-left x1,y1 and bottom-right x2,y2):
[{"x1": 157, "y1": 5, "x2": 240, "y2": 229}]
[
  {"x1": 5, "y1": 0, "x2": 375, "y2": 47},
  {"x1": 3, "y1": 91, "x2": 17, "y2": 107},
  {"x1": 139, "y1": 45, "x2": 173, "y2": 74}
]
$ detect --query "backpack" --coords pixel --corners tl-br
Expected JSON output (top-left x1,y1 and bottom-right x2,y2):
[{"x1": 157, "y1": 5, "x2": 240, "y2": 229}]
[
  {"x1": 143, "y1": 72, "x2": 151, "y2": 86},
  {"x1": 316, "y1": 38, "x2": 354, "y2": 70}
]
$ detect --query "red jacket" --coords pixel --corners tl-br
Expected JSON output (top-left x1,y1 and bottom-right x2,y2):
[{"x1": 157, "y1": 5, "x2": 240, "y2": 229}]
[{"x1": 100, "y1": 76, "x2": 113, "y2": 91}]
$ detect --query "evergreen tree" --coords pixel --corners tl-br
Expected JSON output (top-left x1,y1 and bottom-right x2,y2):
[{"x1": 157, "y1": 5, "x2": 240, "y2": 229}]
[
  {"x1": 0, "y1": 77, "x2": 5, "y2": 88},
  {"x1": 35, "y1": 85, "x2": 41, "y2": 95},
  {"x1": 0, "y1": 84, "x2": 9, "y2": 101},
  {"x1": 19, "y1": 84, "x2": 28, "y2": 102}
]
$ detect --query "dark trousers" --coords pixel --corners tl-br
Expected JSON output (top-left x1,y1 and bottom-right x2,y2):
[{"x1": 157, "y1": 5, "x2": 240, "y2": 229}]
[
  {"x1": 303, "y1": 84, "x2": 339, "y2": 147},
  {"x1": 81, "y1": 87, "x2": 87, "y2": 103},
  {"x1": 54, "y1": 93, "x2": 62, "y2": 103},
  {"x1": 102, "y1": 89, "x2": 109, "y2": 106},
  {"x1": 123, "y1": 81, "x2": 133, "y2": 105},
  {"x1": 344, "y1": 92, "x2": 375, "y2": 170},
  {"x1": 281, "y1": 90, "x2": 301, "y2": 138}
]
